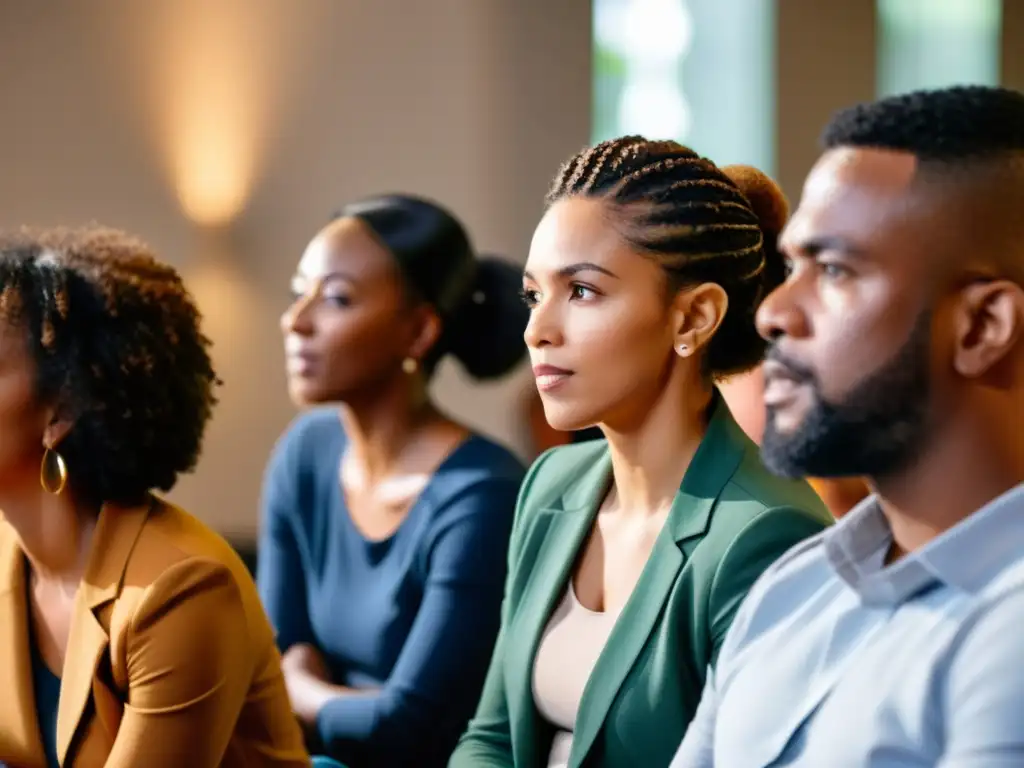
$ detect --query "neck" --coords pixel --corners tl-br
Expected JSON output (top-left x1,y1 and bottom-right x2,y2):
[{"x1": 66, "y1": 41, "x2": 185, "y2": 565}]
[
  {"x1": 0, "y1": 482, "x2": 96, "y2": 582},
  {"x1": 339, "y1": 375, "x2": 439, "y2": 480},
  {"x1": 601, "y1": 374, "x2": 713, "y2": 516},
  {"x1": 874, "y1": 403, "x2": 1024, "y2": 555}
]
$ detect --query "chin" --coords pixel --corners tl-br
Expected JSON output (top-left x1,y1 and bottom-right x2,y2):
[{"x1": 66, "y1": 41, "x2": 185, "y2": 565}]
[
  {"x1": 540, "y1": 401, "x2": 600, "y2": 434},
  {"x1": 286, "y1": 380, "x2": 331, "y2": 408},
  {"x1": 764, "y1": 403, "x2": 809, "y2": 438}
]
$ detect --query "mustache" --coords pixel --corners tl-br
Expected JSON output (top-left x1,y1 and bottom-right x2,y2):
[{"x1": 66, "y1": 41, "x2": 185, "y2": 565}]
[{"x1": 764, "y1": 344, "x2": 816, "y2": 384}]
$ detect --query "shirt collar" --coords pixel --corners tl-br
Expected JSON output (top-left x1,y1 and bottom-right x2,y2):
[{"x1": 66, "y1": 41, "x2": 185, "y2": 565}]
[{"x1": 824, "y1": 482, "x2": 1024, "y2": 606}]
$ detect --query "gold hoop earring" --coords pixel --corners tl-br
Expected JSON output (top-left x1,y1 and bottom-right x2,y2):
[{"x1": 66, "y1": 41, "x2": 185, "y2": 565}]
[
  {"x1": 40, "y1": 447, "x2": 68, "y2": 495},
  {"x1": 402, "y1": 357, "x2": 419, "y2": 375}
]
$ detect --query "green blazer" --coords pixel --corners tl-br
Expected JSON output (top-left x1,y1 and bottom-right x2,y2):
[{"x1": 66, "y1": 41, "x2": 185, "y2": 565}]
[{"x1": 449, "y1": 400, "x2": 831, "y2": 768}]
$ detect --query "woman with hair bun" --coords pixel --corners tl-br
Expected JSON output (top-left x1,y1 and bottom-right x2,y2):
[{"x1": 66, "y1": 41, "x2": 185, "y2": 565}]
[
  {"x1": 451, "y1": 138, "x2": 832, "y2": 768},
  {"x1": 258, "y1": 194, "x2": 528, "y2": 768}
]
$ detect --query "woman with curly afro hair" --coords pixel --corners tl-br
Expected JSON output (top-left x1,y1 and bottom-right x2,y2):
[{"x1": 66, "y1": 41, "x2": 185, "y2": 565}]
[{"x1": 0, "y1": 227, "x2": 310, "y2": 767}]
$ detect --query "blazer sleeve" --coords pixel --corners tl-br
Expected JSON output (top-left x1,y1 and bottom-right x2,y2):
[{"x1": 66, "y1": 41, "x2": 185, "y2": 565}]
[
  {"x1": 707, "y1": 505, "x2": 828, "y2": 667},
  {"x1": 104, "y1": 558, "x2": 257, "y2": 768},
  {"x1": 314, "y1": 476, "x2": 520, "y2": 766},
  {"x1": 448, "y1": 450, "x2": 555, "y2": 768}
]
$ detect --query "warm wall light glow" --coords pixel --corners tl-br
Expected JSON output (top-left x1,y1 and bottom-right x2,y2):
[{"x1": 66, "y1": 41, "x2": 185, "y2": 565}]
[
  {"x1": 93, "y1": 1, "x2": 333, "y2": 228},
  {"x1": 171, "y1": 78, "x2": 255, "y2": 226},
  {"x1": 143, "y1": 1, "x2": 269, "y2": 226}
]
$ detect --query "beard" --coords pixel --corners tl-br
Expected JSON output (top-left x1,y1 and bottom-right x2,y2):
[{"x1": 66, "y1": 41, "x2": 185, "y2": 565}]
[{"x1": 760, "y1": 311, "x2": 933, "y2": 480}]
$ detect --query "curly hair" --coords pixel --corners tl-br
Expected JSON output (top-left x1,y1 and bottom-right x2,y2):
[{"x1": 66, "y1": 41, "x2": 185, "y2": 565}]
[
  {"x1": 547, "y1": 136, "x2": 788, "y2": 378},
  {"x1": 0, "y1": 226, "x2": 219, "y2": 506}
]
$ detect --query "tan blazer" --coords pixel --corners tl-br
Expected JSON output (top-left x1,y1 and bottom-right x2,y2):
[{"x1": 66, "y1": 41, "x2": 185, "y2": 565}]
[{"x1": 0, "y1": 496, "x2": 310, "y2": 767}]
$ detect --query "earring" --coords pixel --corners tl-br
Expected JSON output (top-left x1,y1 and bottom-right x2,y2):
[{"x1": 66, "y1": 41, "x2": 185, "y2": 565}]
[
  {"x1": 402, "y1": 357, "x2": 419, "y2": 375},
  {"x1": 40, "y1": 447, "x2": 68, "y2": 495},
  {"x1": 678, "y1": 344, "x2": 688, "y2": 356}
]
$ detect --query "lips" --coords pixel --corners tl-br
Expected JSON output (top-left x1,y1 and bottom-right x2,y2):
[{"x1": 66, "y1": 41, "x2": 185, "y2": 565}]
[
  {"x1": 762, "y1": 359, "x2": 806, "y2": 407},
  {"x1": 285, "y1": 344, "x2": 318, "y2": 376},
  {"x1": 533, "y1": 364, "x2": 573, "y2": 393}
]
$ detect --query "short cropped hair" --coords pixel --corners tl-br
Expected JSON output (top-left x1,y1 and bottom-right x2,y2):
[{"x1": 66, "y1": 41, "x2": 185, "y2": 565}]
[{"x1": 822, "y1": 85, "x2": 1024, "y2": 160}]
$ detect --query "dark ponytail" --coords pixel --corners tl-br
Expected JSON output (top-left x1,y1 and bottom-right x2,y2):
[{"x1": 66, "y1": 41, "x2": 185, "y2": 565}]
[{"x1": 445, "y1": 256, "x2": 529, "y2": 380}]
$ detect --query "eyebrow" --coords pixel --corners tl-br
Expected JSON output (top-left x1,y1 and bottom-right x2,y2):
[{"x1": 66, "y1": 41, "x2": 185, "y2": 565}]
[
  {"x1": 783, "y1": 235, "x2": 864, "y2": 259},
  {"x1": 523, "y1": 261, "x2": 620, "y2": 282},
  {"x1": 294, "y1": 270, "x2": 357, "y2": 286}
]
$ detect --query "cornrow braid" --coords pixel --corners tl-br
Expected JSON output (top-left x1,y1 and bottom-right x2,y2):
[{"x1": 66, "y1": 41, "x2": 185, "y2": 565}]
[
  {"x1": 0, "y1": 226, "x2": 220, "y2": 506},
  {"x1": 547, "y1": 135, "x2": 789, "y2": 377}
]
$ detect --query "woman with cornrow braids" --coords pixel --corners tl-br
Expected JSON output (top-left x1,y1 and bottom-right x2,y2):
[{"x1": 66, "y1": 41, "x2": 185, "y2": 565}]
[{"x1": 450, "y1": 137, "x2": 832, "y2": 768}]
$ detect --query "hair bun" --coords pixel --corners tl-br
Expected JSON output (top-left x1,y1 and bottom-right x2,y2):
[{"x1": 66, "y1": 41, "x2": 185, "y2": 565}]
[
  {"x1": 722, "y1": 165, "x2": 789, "y2": 236},
  {"x1": 447, "y1": 256, "x2": 529, "y2": 381}
]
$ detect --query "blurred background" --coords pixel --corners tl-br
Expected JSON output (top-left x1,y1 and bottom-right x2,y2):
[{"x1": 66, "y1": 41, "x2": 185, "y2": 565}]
[{"x1": 0, "y1": 0, "x2": 1018, "y2": 554}]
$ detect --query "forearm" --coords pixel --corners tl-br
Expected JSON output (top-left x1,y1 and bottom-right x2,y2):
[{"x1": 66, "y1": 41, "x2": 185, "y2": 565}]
[{"x1": 284, "y1": 666, "x2": 376, "y2": 727}]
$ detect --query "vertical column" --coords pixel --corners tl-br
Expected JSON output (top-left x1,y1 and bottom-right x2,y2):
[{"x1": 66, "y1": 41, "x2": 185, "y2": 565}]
[
  {"x1": 776, "y1": 0, "x2": 876, "y2": 202},
  {"x1": 1002, "y1": 0, "x2": 1024, "y2": 90}
]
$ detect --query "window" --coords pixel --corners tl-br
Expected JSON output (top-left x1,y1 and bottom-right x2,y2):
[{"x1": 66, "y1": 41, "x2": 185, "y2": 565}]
[
  {"x1": 593, "y1": 0, "x2": 775, "y2": 174},
  {"x1": 877, "y1": 0, "x2": 1002, "y2": 96}
]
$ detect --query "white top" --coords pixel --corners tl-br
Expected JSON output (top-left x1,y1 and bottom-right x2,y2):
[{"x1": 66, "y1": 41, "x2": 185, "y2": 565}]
[{"x1": 532, "y1": 582, "x2": 620, "y2": 768}]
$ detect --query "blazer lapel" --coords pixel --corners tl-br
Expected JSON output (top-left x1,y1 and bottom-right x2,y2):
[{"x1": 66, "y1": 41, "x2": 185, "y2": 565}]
[
  {"x1": 56, "y1": 499, "x2": 151, "y2": 765},
  {"x1": 505, "y1": 450, "x2": 612, "y2": 768},
  {"x1": 0, "y1": 528, "x2": 47, "y2": 767},
  {"x1": 569, "y1": 397, "x2": 747, "y2": 766}
]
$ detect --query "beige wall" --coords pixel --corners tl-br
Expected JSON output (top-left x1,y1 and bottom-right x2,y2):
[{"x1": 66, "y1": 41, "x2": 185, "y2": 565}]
[
  {"x1": 0, "y1": 0, "x2": 592, "y2": 539},
  {"x1": 775, "y1": 0, "x2": 876, "y2": 205},
  {"x1": 1003, "y1": 0, "x2": 1024, "y2": 91}
]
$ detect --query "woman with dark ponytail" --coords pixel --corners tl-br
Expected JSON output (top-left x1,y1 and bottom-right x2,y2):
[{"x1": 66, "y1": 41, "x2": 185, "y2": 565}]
[
  {"x1": 450, "y1": 138, "x2": 832, "y2": 768},
  {"x1": 258, "y1": 194, "x2": 528, "y2": 768}
]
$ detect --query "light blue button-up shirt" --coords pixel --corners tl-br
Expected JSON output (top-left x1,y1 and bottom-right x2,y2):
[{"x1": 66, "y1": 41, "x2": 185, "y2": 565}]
[{"x1": 672, "y1": 481, "x2": 1024, "y2": 767}]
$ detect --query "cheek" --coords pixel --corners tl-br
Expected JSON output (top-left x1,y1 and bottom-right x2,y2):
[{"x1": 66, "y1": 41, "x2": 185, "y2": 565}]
[
  {"x1": 569, "y1": 299, "x2": 670, "y2": 392},
  {"x1": 0, "y1": 372, "x2": 44, "y2": 474},
  {"x1": 812, "y1": 280, "x2": 919, "y2": 399},
  {"x1": 321, "y1": 311, "x2": 406, "y2": 377}
]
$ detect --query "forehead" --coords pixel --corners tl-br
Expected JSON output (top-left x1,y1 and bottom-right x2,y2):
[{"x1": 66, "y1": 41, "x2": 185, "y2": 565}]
[
  {"x1": 783, "y1": 147, "x2": 932, "y2": 259},
  {"x1": 527, "y1": 197, "x2": 643, "y2": 276},
  {"x1": 298, "y1": 217, "x2": 396, "y2": 282}
]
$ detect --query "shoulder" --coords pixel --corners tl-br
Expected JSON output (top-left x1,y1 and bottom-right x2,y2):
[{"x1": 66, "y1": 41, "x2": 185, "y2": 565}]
[
  {"x1": 956, "y1": 557, "x2": 1024, "y2": 644},
  {"x1": 424, "y1": 434, "x2": 526, "y2": 503},
  {"x1": 116, "y1": 499, "x2": 264, "y2": 627},
  {"x1": 262, "y1": 409, "x2": 345, "y2": 519},
  {"x1": 417, "y1": 435, "x2": 527, "y2": 531},
  {"x1": 436, "y1": 434, "x2": 527, "y2": 489},
  {"x1": 268, "y1": 407, "x2": 345, "y2": 472},
  {"x1": 710, "y1": 445, "x2": 833, "y2": 541},
  {"x1": 715, "y1": 522, "x2": 832, "y2": 647}
]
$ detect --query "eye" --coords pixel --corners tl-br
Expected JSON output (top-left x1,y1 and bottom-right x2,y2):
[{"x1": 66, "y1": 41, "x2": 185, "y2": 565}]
[
  {"x1": 569, "y1": 283, "x2": 599, "y2": 301},
  {"x1": 323, "y1": 294, "x2": 352, "y2": 307},
  {"x1": 818, "y1": 262, "x2": 850, "y2": 280},
  {"x1": 520, "y1": 287, "x2": 540, "y2": 308}
]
